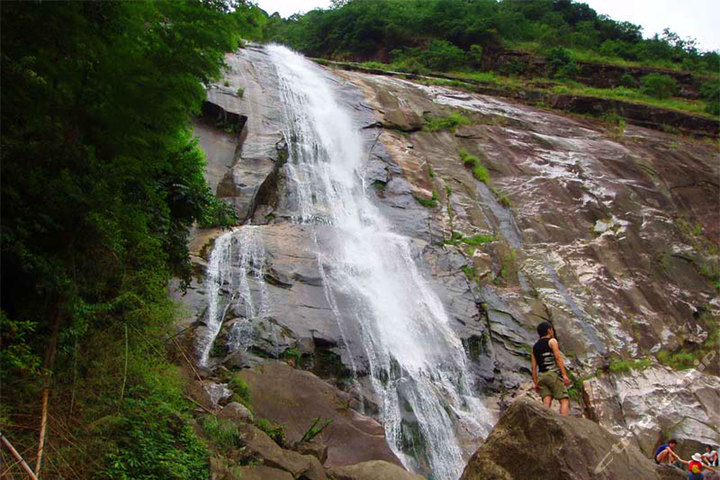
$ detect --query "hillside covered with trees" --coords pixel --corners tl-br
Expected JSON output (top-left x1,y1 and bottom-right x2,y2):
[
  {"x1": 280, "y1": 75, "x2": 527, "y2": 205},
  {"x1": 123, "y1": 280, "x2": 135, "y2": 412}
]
[
  {"x1": 0, "y1": 1, "x2": 264, "y2": 477},
  {"x1": 266, "y1": 0, "x2": 719, "y2": 118}
]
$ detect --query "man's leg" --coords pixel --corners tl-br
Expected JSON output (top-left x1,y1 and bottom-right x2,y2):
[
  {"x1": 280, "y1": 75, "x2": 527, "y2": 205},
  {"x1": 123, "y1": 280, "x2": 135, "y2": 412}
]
[
  {"x1": 656, "y1": 449, "x2": 670, "y2": 464},
  {"x1": 560, "y1": 398, "x2": 570, "y2": 416},
  {"x1": 543, "y1": 396, "x2": 553, "y2": 408}
]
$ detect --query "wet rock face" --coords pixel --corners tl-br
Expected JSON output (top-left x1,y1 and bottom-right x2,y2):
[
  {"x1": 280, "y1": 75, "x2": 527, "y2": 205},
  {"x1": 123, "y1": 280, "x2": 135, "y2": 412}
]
[
  {"x1": 584, "y1": 366, "x2": 720, "y2": 459},
  {"x1": 460, "y1": 397, "x2": 682, "y2": 480},
  {"x1": 195, "y1": 47, "x2": 288, "y2": 222},
  {"x1": 337, "y1": 69, "x2": 718, "y2": 388}
]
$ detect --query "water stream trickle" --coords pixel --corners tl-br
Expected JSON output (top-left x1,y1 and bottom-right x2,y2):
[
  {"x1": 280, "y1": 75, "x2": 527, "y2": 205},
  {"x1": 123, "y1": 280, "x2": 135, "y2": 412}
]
[{"x1": 201, "y1": 44, "x2": 493, "y2": 480}]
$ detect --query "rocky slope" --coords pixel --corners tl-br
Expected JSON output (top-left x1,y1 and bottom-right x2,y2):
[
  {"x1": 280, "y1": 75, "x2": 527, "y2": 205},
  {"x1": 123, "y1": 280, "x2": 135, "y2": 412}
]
[{"x1": 177, "y1": 45, "x2": 719, "y2": 477}]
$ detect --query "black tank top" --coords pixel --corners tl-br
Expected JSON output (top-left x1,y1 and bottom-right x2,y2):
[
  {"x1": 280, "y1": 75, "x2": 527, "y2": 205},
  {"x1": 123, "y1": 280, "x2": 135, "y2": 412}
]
[{"x1": 533, "y1": 338, "x2": 558, "y2": 373}]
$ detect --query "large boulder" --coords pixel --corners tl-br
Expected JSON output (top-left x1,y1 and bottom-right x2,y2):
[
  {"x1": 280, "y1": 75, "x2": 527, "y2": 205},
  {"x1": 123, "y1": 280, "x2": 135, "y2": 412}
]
[
  {"x1": 237, "y1": 422, "x2": 326, "y2": 480},
  {"x1": 237, "y1": 361, "x2": 402, "y2": 468},
  {"x1": 328, "y1": 460, "x2": 427, "y2": 480},
  {"x1": 460, "y1": 397, "x2": 682, "y2": 480}
]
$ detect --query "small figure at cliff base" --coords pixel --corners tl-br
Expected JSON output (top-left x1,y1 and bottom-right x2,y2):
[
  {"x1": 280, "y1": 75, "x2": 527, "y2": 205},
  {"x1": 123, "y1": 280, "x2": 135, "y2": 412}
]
[
  {"x1": 655, "y1": 439, "x2": 684, "y2": 467},
  {"x1": 688, "y1": 452, "x2": 718, "y2": 480},
  {"x1": 703, "y1": 445, "x2": 718, "y2": 467},
  {"x1": 531, "y1": 321, "x2": 572, "y2": 416}
]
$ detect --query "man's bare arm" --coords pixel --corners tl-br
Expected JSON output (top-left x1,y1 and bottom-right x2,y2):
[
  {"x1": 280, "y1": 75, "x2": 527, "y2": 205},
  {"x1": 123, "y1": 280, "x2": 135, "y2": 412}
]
[
  {"x1": 531, "y1": 351, "x2": 538, "y2": 388},
  {"x1": 549, "y1": 338, "x2": 571, "y2": 386}
]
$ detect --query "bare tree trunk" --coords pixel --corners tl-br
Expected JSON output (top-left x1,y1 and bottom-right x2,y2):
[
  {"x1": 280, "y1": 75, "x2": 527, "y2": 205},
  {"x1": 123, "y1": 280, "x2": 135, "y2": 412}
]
[{"x1": 34, "y1": 304, "x2": 60, "y2": 478}]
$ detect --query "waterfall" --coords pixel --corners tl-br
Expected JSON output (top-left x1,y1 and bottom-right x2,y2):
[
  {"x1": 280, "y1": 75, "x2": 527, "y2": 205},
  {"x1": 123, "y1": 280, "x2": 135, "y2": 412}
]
[
  {"x1": 267, "y1": 44, "x2": 491, "y2": 480},
  {"x1": 201, "y1": 44, "x2": 492, "y2": 480}
]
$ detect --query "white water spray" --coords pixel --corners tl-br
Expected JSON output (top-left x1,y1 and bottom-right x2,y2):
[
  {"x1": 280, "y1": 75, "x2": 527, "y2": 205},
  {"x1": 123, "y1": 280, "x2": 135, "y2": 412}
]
[{"x1": 266, "y1": 44, "x2": 492, "y2": 480}]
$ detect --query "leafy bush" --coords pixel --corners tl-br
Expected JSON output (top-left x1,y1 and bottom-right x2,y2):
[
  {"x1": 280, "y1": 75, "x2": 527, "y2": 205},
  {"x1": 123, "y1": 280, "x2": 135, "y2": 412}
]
[
  {"x1": 424, "y1": 112, "x2": 471, "y2": 131},
  {"x1": 460, "y1": 149, "x2": 489, "y2": 183},
  {"x1": 608, "y1": 358, "x2": 652, "y2": 373},
  {"x1": 255, "y1": 418, "x2": 285, "y2": 446},
  {"x1": 469, "y1": 44, "x2": 484, "y2": 67},
  {"x1": 202, "y1": 416, "x2": 243, "y2": 450},
  {"x1": 640, "y1": 73, "x2": 679, "y2": 99},
  {"x1": 414, "y1": 191, "x2": 438, "y2": 208},
  {"x1": 548, "y1": 47, "x2": 578, "y2": 79},
  {"x1": 101, "y1": 393, "x2": 209, "y2": 480},
  {"x1": 237, "y1": 87, "x2": 245, "y2": 98},
  {"x1": 473, "y1": 165, "x2": 490, "y2": 183},
  {"x1": 699, "y1": 79, "x2": 720, "y2": 115},
  {"x1": 419, "y1": 39, "x2": 466, "y2": 71},
  {"x1": 462, "y1": 234, "x2": 494, "y2": 246},
  {"x1": 619, "y1": 73, "x2": 636, "y2": 88},
  {"x1": 229, "y1": 375, "x2": 252, "y2": 408}
]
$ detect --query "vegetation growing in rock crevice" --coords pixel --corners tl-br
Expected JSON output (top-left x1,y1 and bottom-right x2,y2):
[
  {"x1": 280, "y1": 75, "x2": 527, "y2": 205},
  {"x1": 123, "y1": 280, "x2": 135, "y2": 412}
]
[
  {"x1": 414, "y1": 190, "x2": 439, "y2": 208},
  {"x1": 424, "y1": 111, "x2": 472, "y2": 131},
  {"x1": 461, "y1": 149, "x2": 490, "y2": 183}
]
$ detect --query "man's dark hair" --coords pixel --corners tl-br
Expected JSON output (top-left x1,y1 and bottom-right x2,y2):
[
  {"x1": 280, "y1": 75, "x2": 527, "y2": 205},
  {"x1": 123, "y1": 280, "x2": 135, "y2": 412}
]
[
  {"x1": 537, "y1": 321, "x2": 553, "y2": 337},
  {"x1": 669, "y1": 438, "x2": 677, "y2": 445},
  {"x1": 707, "y1": 445, "x2": 714, "y2": 450}
]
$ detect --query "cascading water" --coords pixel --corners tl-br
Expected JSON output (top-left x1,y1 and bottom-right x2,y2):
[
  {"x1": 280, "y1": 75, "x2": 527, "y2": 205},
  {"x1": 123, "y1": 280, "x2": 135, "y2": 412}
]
[
  {"x1": 201, "y1": 44, "x2": 493, "y2": 480},
  {"x1": 198, "y1": 227, "x2": 269, "y2": 367}
]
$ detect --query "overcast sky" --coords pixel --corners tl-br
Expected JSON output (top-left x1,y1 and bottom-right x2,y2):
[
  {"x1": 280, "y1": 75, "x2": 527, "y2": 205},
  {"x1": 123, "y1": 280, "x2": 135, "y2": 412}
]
[{"x1": 255, "y1": 0, "x2": 720, "y2": 52}]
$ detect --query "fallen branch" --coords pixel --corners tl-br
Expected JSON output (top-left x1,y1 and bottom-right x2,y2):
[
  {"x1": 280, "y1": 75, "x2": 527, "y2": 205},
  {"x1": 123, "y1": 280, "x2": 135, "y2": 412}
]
[
  {"x1": 1, "y1": 431, "x2": 39, "y2": 480},
  {"x1": 183, "y1": 394, "x2": 215, "y2": 415}
]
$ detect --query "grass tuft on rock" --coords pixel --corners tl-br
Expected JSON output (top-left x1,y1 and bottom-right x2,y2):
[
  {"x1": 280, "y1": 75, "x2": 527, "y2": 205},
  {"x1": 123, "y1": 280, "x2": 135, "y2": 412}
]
[
  {"x1": 424, "y1": 111, "x2": 471, "y2": 131},
  {"x1": 460, "y1": 149, "x2": 490, "y2": 183},
  {"x1": 414, "y1": 190, "x2": 438, "y2": 208}
]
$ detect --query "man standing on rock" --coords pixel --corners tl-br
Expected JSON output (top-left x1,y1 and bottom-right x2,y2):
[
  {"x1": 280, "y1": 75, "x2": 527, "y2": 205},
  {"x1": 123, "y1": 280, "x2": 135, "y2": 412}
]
[{"x1": 531, "y1": 321, "x2": 572, "y2": 416}]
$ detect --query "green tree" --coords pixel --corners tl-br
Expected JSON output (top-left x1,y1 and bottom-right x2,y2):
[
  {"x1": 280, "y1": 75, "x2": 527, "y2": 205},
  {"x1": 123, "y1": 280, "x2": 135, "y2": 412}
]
[
  {"x1": 1, "y1": 1, "x2": 252, "y2": 476},
  {"x1": 640, "y1": 73, "x2": 679, "y2": 99}
]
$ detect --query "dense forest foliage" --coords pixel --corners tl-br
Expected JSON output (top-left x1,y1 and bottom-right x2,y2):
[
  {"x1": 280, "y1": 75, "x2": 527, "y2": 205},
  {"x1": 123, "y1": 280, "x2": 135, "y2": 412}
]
[
  {"x1": 0, "y1": 1, "x2": 264, "y2": 477},
  {"x1": 266, "y1": 0, "x2": 718, "y2": 74}
]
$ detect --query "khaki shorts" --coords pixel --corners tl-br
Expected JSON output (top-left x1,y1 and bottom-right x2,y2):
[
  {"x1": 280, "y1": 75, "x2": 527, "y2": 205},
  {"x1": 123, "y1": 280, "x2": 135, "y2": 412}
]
[{"x1": 538, "y1": 370, "x2": 569, "y2": 400}]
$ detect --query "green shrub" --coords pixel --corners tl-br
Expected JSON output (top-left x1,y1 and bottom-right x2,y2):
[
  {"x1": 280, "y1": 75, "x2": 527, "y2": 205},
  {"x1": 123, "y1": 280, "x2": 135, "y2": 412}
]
[
  {"x1": 460, "y1": 149, "x2": 489, "y2": 183},
  {"x1": 699, "y1": 79, "x2": 720, "y2": 116},
  {"x1": 461, "y1": 265, "x2": 475, "y2": 280},
  {"x1": 255, "y1": 418, "x2": 285, "y2": 446},
  {"x1": 229, "y1": 375, "x2": 252, "y2": 408},
  {"x1": 548, "y1": 47, "x2": 577, "y2": 79},
  {"x1": 419, "y1": 39, "x2": 466, "y2": 71},
  {"x1": 640, "y1": 73, "x2": 679, "y2": 99},
  {"x1": 237, "y1": 87, "x2": 245, "y2": 98},
  {"x1": 202, "y1": 416, "x2": 242, "y2": 450},
  {"x1": 657, "y1": 350, "x2": 696, "y2": 370},
  {"x1": 414, "y1": 190, "x2": 438, "y2": 208},
  {"x1": 608, "y1": 358, "x2": 653, "y2": 373},
  {"x1": 463, "y1": 234, "x2": 493, "y2": 246},
  {"x1": 469, "y1": 44, "x2": 484, "y2": 67},
  {"x1": 473, "y1": 164, "x2": 490, "y2": 183},
  {"x1": 424, "y1": 111, "x2": 471, "y2": 131},
  {"x1": 102, "y1": 393, "x2": 209, "y2": 480},
  {"x1": 619, "y1": 73, "x2": 636, "y2": 88}
]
